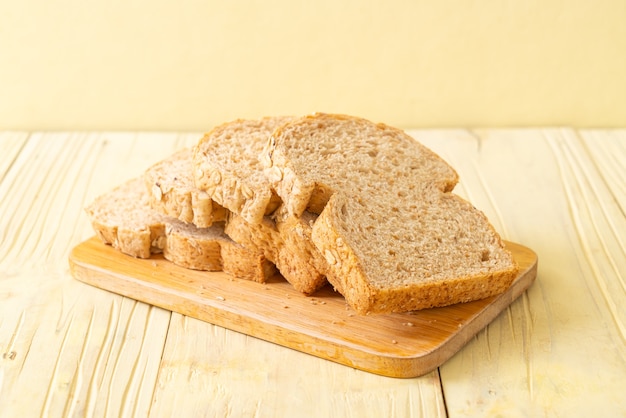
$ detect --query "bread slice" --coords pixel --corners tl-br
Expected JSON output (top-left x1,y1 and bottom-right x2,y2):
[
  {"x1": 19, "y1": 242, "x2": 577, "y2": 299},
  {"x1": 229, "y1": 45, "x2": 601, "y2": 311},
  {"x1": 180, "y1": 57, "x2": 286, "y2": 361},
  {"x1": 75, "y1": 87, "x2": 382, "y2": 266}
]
[
  {"x1": 224, "y1": 207, "x2": 328, "y2": 294},
  {"x1": 149, "y1": 129, "x2": 328, "y2": 294},
  {"x1": 193, "y1": 117, "x2": 292, "y2": 224},
  {"x1": 85, "y1": 177, "x2": 275, "y2": 282},
  {"x1": 145, "y1": 149, "x2": 228, "y2": 228},
  {"x1": 263, "y1": 113, "x2": 519, "y2": 314}
]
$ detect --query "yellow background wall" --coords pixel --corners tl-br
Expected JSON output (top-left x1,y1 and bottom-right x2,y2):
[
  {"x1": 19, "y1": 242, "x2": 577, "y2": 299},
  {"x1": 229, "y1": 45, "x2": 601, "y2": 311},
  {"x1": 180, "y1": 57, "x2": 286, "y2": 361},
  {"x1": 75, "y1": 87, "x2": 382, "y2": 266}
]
[{"x1": 1, "y1": 0, "x2": 625, "y2": 130}]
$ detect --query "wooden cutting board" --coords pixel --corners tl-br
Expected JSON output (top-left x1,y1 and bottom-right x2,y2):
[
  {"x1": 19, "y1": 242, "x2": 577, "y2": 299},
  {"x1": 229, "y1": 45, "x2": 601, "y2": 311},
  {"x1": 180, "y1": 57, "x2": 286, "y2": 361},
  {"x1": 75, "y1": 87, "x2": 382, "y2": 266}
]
[{"x1": 69, "y1": 237, "x2": 537, "y2": 378}]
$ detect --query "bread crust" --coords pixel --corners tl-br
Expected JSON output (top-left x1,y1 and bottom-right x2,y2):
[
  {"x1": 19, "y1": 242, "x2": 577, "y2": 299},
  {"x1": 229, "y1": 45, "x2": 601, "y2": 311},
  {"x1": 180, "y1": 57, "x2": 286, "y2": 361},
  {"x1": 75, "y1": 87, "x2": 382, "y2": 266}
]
[
  {"x1": 313, "y1": 194, "x2": 518, "y2": 314},
  {"x1": 265, "y1": 113, "x2": 519, "y2": 314},
  {"x1": 193, "y1": 117, "x2": 291, "y2": 224},
  {"x1": 145, "y1": 149, "x2": 228, "y2": 227},
  {"x1": 87, "y1": 113, "x2": 520, "y2": 314},
  {"x1": 225, "y1": 207, "x2": 328, "y2": 294},
  {"x1": 192, "y1": 117, "x2": 327, "y2": 295},
  {"x1": 85, "y1": 177, "x2": 274, "y2": 283}
]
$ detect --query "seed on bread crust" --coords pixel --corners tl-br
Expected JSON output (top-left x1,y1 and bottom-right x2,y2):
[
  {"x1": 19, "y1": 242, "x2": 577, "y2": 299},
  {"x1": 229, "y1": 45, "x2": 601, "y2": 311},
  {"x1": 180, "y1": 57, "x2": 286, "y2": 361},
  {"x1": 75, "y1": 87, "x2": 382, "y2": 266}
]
[
  {"x1": 266, "y1": 166, "x2": 283, "y2": 182},
  {"x1": 210, "y1": 170, "x2": 222, "y2": 185},
  {"x1": 152, "y1": 183, "x2": 163, "y2": 201},
  {"x1": 241, "y1": 184, "x2": 254, "y2": 199}
]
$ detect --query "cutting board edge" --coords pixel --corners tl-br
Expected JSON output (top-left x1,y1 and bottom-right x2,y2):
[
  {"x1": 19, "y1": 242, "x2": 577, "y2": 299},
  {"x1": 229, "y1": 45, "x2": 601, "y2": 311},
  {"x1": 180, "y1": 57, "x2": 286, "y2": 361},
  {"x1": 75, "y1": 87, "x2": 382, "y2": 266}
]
[{"x1": 68, "y1": 237, "x2": 537, "y2": 378}]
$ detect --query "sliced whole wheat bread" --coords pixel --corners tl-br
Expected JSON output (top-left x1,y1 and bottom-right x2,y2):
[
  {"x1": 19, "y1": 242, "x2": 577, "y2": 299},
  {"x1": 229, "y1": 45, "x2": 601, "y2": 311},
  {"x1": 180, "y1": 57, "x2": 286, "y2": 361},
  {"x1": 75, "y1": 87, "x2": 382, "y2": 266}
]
[
  {"x1": 145, "y1": 149, "x2": 228, "y2": 228},
  {"x1": 85, "y1": 177, "x2": 275, "y2": 282},
  {"x1": 149, "y1": 130, "x2": 328, "y2": 294},
  {"x1": 91, "y1": 113, "x2": 519, "y2": 314},
  {"x1": 224, "y1": 207, "x2": 328, "y2": 294},
  {"x1": 261, "y1": 113, "x2": 519, "y2": 314},
  {"x1": 193, "y1": 117, "x2": 293, "y2": 225}
]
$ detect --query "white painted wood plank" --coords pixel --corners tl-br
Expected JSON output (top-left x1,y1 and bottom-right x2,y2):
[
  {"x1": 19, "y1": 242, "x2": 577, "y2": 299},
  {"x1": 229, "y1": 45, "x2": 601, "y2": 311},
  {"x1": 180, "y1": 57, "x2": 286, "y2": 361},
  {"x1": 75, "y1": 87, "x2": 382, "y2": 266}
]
[
  {"x1": 0, "y1": 132, "x2": 28, "y2": 182},
  {"x1": 3, "y1": 128, "x2": 624, "y2": 417},
  {"x1": 0, "y1": 271, "x2": 171, "y2": 417},
  {"x1": 414, "y1": 129, "x2": 626, "y2": 416},
  {"x1": 578, "y1": 129, "x2": 626, "y2": 224},
  {"x1": 0, "y1": 132, "x2": 200, "y2": 268},
  {"x1": 0, "y1": 132, "x2": 200, "y2": 417},
  {"x1": 151, "y1": 313, "x2": 447, "y2": 418}
]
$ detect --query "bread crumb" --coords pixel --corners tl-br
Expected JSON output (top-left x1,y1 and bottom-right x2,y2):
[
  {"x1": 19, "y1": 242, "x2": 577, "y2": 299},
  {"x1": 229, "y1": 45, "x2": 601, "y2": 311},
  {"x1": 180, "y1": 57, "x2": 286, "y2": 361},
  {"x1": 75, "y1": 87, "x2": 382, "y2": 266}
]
[
  {"x1": 215, "y1": 296, "x2": 225, "y2": 301},
  {"x1": 210, "y1": 170, "x2": 222, "y2": 185},
  {"x1": 241, "y1": 184, "x2": 254, "y2": 199},
  {"x1": 151, "y1": 183, "x2": 163, "y2": 200},
  {"x1": 391, "y1": 340, "x2": 398, "y2": 344},
  {"x1": 267, "y1": 166, "x2": 283, "y2": 182},
  {"x1": 324, "y1": 249, "x2": 337, "y2": 265},
  {"x1": 403, "y1": 322, "x2": 414, "y2": 327}
]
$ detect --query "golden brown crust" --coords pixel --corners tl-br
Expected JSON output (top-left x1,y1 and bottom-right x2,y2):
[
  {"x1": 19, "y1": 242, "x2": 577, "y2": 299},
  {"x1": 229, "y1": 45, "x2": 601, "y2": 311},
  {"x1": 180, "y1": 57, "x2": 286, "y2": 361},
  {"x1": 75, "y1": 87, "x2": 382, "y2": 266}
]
[
  {"x1": 225, "y1": 209, "x2": 327, "y2": 294},
  {"x1": 88, "y1": 113, "x2": 519, "y2": 314},
  {"x1": 268, "y1": 113, "x2": 518, "y2": 314},
  {"x1": 85, "y1": 177, "x2": 273, "y2": 283},
  {"x1": 193, "y1": 117, "x2": 293, "y2": 224},
  {"x1": 145, "y1": 149, "x2": 228, "y2": 228}
]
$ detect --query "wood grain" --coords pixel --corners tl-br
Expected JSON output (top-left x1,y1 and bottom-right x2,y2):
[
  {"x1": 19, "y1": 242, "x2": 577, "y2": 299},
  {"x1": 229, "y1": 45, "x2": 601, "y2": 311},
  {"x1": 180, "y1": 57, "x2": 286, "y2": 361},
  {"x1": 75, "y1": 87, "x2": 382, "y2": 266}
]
[
  {"x1": 151, "y1": 312, "x2": 448, "y2": 418},
  {"x1": 0, "y1": 133, "x2": 195, "y2": 417},
  {"x1": 427, "y1": 129, "x2": 626, "y2": 416},
  {"x1": 68, "y1": 237, "x2": 537, "y2": 378},
  {"x1": 2, "y1": 130, "x2": 626, "y2": 417}
]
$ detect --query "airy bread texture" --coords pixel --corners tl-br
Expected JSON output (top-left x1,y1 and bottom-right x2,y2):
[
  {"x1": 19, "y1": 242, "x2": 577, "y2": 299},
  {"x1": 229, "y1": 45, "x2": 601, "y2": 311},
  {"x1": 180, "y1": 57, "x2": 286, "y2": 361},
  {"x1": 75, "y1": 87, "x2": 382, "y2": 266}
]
[
  {"x1": 85, "y1": 177, "x2": 274, "y2": 282},
  {"x1": 225, "y1": 207, "x2": 328, "y2": 294},
  {"x1": 89, "y1": 113, "x2": 519, "y2": 315},
  {"x1": 153, "y1": 120, "x2": 328, "y2": 294},
  {"x1": 193, "y1": 117, "x2": 292, "y2": 224},
  {"x1": 145, "y1": 149, "x2": 228, "y2": 228},
  {"x1": 263, "y1": 113, "x2": 519, "y2": 314},
  {"x1": 144, "y1": 137, "x2": 327, "y2": 295}
]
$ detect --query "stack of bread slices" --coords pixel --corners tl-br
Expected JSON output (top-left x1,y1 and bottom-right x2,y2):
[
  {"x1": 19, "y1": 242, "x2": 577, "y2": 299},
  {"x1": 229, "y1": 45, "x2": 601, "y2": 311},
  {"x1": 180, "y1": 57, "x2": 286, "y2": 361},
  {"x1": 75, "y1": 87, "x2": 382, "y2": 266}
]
[{"x1": 85, "y1": 113, "x2": 519, "y2": 315}]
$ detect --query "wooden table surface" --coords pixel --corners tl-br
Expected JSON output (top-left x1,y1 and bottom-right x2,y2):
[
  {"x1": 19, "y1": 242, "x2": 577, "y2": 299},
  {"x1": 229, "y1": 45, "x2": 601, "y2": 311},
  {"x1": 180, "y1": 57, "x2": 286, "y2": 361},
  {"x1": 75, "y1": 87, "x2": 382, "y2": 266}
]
[{"x1": 1, "y1": 129, "x2": 625, "y2": 417}]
